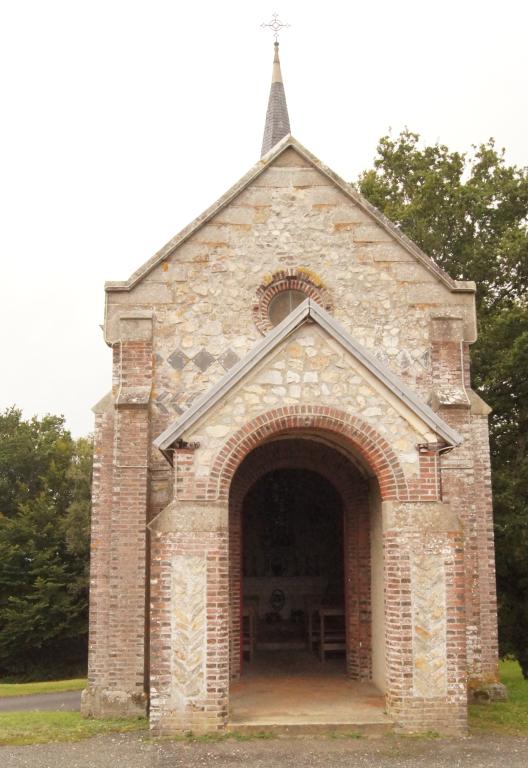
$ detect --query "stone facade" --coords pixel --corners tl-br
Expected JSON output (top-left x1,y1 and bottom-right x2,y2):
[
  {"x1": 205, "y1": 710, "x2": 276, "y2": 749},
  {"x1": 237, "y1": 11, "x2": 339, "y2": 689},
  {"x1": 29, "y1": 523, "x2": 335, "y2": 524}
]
[{"x1": 82, "y1": 136, "x2": 502, "y2": 735}]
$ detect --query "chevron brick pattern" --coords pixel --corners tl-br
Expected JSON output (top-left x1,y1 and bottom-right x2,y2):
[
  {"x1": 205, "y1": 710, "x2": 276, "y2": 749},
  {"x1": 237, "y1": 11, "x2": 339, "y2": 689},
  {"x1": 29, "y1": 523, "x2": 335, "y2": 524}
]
[
  {"x1": 411, "y1": 551, "x2": 447, "y2": 698},
  {"x1": 171, "y1": 555, "x2": 206, "y2": 703}
]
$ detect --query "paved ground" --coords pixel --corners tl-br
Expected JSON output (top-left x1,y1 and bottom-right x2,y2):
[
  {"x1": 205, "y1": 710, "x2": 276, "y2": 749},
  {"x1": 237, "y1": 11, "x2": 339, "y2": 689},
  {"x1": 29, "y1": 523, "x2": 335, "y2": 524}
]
[
  {"x1": 0, "y1": 691, "x2": 81, "y2": 713},
  {"x1": 231, "y1": 651, "x2": 390, "y2": 729},
  {"x1": 2, "y1": 732, "x2": 528, "y2": 768}
]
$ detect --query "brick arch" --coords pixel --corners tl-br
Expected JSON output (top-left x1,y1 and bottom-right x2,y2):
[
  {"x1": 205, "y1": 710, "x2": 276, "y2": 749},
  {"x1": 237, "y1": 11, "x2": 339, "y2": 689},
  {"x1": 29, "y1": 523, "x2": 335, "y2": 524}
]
[
  {"x1": 209, "y1": 405, "x2": 409, "y2": 501},
  {"x1": 229, "y1": 438, "x2": 366, "y2": 511}
]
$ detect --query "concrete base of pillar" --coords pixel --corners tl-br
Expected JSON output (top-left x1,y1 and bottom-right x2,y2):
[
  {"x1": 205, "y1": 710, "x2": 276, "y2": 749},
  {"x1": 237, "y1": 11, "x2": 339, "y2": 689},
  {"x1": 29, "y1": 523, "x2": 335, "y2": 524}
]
[
  {"x1": 81, "y1": 686, "x2": 148, "y2": 718},
  {"x1": 387, "y1": 699, "x2": 468, "y2": 735},
  {"x1": 150, "y1": 710, "x2": 227, "y2": 736}
]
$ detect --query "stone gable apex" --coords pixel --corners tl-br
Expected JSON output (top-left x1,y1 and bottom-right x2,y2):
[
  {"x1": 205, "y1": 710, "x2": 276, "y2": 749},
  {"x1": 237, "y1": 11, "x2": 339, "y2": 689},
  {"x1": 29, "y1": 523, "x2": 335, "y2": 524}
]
[
  {"x1": 105, "y1": 136, "x2": 475, "y2": 296},
  {"x1": 154, "y1": 299, "x2": 463, "y2": 460}
]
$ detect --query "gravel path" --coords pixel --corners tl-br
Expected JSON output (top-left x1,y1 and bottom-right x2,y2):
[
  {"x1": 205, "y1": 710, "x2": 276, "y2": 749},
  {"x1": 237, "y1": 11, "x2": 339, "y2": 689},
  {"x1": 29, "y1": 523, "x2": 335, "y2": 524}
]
[
  {"x1": 2, "y1": 732, "x2": 528, "y2": 768},
  {"x1": 0, "y1": 691, "x2": 81, "y2": 712}
]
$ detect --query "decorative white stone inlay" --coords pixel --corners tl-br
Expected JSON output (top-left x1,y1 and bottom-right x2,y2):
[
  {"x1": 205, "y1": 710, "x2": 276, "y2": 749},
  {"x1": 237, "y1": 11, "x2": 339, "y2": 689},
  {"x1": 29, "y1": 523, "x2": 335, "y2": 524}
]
[
  {"x1": 170, "y1": 555, "x2": 206, "y2": 706},
  {"x1": 411, "y1": 548, "x2": 448, "y2": 698}
]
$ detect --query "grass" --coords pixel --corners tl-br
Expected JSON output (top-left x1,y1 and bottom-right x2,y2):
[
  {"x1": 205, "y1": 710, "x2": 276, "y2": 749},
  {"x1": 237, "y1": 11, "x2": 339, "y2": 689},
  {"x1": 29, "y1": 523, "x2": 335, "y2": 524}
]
[
  {"x1": 0, "y1": 660, "x2": 525, "y2": 746},
  {"x1": 0, "y1": 711, "x2": 147, "y2": 746},
  {"x1": 469, "y1": 659, "x2": 528, "y2": 735},
  {"x1": 0, "y1": 678, "x2": 86, "y2": 698}
]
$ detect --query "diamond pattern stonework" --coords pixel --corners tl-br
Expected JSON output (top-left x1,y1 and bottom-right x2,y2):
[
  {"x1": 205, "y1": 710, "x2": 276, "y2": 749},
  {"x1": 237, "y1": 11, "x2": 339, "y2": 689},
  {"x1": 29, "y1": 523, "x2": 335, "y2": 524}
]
[
  {"x1": 193, "y1": 348, "x2": 215, "y2": 372},
  {"x1": 168, "y1": 350, "x2": 189, "y2": 370},
  {"x1": 219, "y1": 348, "x2": 240, "y2": 371}
]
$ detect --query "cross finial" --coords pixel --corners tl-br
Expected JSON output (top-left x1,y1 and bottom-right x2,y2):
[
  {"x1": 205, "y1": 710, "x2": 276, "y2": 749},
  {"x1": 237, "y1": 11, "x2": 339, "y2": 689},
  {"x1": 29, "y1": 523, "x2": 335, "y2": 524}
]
[{"x1": 261, "y1": 12, "x2": 290, "y2": 43}]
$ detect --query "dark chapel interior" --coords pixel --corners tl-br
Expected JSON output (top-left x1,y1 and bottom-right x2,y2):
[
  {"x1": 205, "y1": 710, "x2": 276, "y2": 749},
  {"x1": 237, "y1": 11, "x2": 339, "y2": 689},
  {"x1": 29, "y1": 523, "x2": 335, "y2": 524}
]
[{"x1": 242, "y1": 469, "x2": 346, "y2": 666}]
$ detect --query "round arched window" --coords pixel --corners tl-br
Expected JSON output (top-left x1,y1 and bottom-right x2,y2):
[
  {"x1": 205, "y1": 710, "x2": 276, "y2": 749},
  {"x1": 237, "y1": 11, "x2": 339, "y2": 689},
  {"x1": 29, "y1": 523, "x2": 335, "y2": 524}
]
[
  {"x1": 268, "y1": 289, "x2": 307, "y2": 327},
  {"x1": 253, "y1": 269, "x2": 332, "y2": 335}
]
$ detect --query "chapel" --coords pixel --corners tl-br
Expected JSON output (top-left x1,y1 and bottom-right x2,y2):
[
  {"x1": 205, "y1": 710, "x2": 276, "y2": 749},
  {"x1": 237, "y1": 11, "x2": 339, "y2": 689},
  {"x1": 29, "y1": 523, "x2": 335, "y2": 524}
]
[{"x1": 82, "y1": 41, "x2": 503, "y2": 735}]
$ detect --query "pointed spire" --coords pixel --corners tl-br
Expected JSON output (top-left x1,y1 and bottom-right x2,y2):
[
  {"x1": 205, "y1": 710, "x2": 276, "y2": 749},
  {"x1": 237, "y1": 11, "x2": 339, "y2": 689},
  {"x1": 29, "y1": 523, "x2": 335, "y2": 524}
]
[{"x1": 261, "y1": 42, "x2": 291, "y2": 157}]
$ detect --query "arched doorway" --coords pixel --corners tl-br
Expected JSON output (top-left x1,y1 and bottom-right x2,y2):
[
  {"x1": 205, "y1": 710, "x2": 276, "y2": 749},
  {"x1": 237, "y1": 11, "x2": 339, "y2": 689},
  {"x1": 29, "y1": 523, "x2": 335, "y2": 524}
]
[
  {"x1": 243, "y1": 467, "x2": 344, "y2": 671},
  {"x1": 228, "y1": 435, "x2": 388, "y2": 726},
  {"x1": 148, "y1": 405, "x2": 466, "y2": 733}
]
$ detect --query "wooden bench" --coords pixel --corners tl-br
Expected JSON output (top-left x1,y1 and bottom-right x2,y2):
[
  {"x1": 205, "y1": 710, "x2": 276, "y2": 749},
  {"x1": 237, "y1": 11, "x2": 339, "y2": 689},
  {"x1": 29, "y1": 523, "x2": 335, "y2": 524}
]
[
  {"x1": 318, "y1": 606, "x2": 346, "y2": 663},
  {"x1": 304, "y1": 594, "x2": 322, "y2": 651},
  {"x1": 242, "y1": 598, "x2": 259, "y2": 662}
]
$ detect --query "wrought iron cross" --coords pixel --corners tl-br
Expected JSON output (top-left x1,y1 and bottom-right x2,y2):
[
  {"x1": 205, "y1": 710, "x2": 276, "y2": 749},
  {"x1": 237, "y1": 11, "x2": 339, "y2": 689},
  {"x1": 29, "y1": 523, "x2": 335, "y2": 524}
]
[{"x1": 261, "y1": 13, "x2": 290, "y2": 42}]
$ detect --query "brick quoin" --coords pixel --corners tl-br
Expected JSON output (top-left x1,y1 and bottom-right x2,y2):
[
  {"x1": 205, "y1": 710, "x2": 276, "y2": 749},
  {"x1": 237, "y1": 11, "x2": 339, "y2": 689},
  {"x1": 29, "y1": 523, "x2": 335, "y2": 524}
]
[{"x1": 85, "y1": 398, "x2": 114, "y2": 691}]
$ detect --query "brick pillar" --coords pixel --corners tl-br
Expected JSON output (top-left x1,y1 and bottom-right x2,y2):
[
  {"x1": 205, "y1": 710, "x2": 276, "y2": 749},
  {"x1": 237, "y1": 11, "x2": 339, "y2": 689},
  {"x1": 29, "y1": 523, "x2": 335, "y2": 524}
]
[
  {"x1": 470, "y1": 409, "x2": 500, "y2": 683},
  {"x1": 430, "y1": 314, "x2": 502, "y2": 697},
  {"x1": 82, "y1": 312, "x2": 153, "y2": 718},
  {"x1": 229, "y1": 499, "x2": 242, "y2": 681},
  {"x1": 149, "y1": 497, "x2": 229, "y2": 735},
  {"x1": 82, "y1": 392, "x2": 114, "y2": 703},
  {"x1": 344, "y1": 485, "x2": 372, "y2": 681},
  {"x1": 383, "y1": 501, "x2": 467, "y2": 734},
  {"x1": 440, "y1": 404, "x2": 502, "y2": 696},
  {"x1": 430, "y1": 315, "x2": 466, "y2": 392}
]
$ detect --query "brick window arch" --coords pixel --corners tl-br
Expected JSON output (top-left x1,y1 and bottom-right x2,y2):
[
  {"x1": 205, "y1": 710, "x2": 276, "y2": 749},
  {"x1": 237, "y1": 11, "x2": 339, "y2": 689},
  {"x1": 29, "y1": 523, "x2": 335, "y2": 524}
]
[{"x1": 253, "y1": 268, "x2": 333, "y2": 334}]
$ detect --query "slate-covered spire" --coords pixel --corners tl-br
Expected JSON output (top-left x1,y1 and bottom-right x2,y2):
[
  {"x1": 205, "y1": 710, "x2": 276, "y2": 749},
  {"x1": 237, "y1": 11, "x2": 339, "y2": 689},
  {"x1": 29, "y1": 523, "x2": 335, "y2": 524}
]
[{"x1": 261, "y1": 42, "x2": 291, "y2": 157}]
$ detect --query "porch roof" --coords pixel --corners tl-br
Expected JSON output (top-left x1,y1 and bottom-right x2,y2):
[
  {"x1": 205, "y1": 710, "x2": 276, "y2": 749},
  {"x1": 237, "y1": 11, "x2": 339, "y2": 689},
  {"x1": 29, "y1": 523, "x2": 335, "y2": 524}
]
[{"x1": 153, "y1": 300, "x2": 463, "y2": 460}]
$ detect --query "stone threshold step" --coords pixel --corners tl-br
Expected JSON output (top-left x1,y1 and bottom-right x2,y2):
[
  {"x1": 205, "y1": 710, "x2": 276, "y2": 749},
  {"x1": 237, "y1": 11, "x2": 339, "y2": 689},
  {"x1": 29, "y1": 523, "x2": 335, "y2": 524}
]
[{"x1": 227, "y1": 721, "x2": 394, "y2": 736}]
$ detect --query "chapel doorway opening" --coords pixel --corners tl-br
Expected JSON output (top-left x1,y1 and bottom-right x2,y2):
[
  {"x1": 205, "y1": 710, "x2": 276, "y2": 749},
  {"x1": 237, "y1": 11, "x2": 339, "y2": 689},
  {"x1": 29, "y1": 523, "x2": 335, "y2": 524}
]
[
  {"x1": 228, "y1": 435, "x2": 383, "y2": 687},
  {"x1": 242, "y1": 467, "x2": 345, "y2": 675}
]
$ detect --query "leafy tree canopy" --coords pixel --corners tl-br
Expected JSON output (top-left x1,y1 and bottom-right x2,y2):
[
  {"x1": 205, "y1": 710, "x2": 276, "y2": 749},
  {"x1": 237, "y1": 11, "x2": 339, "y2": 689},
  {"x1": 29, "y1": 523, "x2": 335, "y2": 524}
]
[
  {"x1": 358, "y1": 130, "x2": 528, "y2": 675},
  {"x1": 359, "y1": 130, "x2": 528, "y2": 313},
  {"x1": 0, "y1": 408, "x2": 92, "y2": 678}
]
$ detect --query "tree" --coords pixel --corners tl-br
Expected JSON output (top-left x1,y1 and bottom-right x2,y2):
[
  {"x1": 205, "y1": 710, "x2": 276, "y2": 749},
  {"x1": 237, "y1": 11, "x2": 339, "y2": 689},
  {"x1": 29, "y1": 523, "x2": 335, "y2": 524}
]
[
  {"x1": 473, "y1": 308, "x2": 528, "y2": 676},
  {"x1": 0, "y1": 408, "x2": 92, "y2": 678},
  {"x1": 359, "y1": 130, "x2": 528, "y2": 313},
  {"x1": 358, "y1": 131, "x2": 528, "y2": 675}
]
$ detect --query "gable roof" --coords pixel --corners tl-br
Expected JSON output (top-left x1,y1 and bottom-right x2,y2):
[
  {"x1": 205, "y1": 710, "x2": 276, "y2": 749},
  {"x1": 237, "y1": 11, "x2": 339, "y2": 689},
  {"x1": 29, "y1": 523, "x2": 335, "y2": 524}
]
[
  {"x1": 105, "y1": 135, "x2": 475, "y2": 295},
  {"x1": 153, "y1": 299, "x2": 464, "y2": 459}
]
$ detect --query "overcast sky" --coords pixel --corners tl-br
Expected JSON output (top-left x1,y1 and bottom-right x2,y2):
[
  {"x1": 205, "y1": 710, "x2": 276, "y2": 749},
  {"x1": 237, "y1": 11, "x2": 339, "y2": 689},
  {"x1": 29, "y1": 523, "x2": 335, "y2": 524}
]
[{"x1": 1, "y1": 0, "x2": 527, "y2": 437}]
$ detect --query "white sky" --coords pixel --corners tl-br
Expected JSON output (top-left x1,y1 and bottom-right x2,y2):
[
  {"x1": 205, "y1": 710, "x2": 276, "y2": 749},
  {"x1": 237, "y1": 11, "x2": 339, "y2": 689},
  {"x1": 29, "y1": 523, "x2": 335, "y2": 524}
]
[{"x1": 1, "y1": 0, "x2": 527, "y2": 437}]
